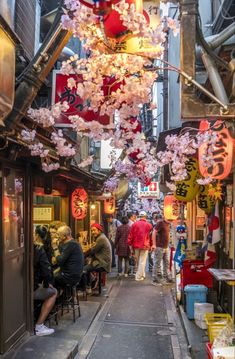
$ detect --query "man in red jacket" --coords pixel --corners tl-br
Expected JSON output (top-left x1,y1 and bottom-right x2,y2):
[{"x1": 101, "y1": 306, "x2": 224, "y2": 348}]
[{"x1": 128, "y1": 211, "x2": 152, "y2": 281}]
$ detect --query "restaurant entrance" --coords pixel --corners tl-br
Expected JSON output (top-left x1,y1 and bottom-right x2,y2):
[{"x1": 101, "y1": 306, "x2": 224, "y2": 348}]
[{"x1": 0, "y1": 165, "x2": 29, "y2": 353}]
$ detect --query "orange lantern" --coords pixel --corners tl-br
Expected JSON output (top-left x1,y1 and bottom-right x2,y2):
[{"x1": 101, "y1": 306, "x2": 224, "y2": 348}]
[
  {"x1": 164, "y1": 195, "x2": 179, "y2": 221},
  {"x1": 199, "y1": 120, "x2": 234, "y2": 180},
  {"x1": 71, "y1": 188, "x2": 88, "y2": 219},
  {"x1": 104, "y1": 197, "x2": 116, "y2": 214}
]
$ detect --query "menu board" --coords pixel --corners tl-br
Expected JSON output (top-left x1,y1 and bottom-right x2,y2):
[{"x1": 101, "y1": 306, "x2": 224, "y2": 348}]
[{"x1": 33, "y1": 205, "x2": 54, "y2": 222}]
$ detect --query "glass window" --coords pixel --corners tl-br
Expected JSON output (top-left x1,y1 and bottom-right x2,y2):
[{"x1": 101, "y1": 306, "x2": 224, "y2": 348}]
[{"x1": 3, "y1": 168, "x2": 24, "y2": 252}]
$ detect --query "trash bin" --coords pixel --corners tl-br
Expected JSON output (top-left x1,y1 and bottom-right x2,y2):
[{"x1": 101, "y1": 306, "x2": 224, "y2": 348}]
[{"x1": 184, "y1": 284, "x2": 208, "y2": 319}]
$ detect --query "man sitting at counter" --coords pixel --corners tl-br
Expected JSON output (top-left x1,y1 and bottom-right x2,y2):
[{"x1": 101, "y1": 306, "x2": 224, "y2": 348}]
[{"x1": 52, "y1": 225, "x2": 84, "y2": 289}]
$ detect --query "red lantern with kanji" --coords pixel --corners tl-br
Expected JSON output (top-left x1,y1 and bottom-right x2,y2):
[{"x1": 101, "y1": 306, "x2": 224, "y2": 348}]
[
  {"x1": 199, "y1": 120, "x2": 234, "y2": 180},
  {"x1": 164, "y1": 195, "x2": 179, "y2": 221},
  {"x1": 71, "y1": 188, "x2": 88, "y2": 220},
  {"x1": 104, "y1": 196, "x2": 116, "y2": 214}
]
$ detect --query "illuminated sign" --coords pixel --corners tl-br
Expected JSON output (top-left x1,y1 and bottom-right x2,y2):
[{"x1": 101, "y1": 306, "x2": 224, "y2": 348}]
[{"x1": 137, "y1": 181, "x2": 160, "y2": 198}]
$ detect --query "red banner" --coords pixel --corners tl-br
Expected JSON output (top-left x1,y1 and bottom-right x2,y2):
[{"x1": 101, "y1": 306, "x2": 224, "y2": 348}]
[{"x1": 52, "y1": 71, "x2": 110, "y2": 127}]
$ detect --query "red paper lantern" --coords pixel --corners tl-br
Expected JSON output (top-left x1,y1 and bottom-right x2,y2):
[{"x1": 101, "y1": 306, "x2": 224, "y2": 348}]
[
  {"x1": 71, "y1": 188, "x2": 88, "y2": 220},
  {"x1": 164, "y1": 195, "x2": 179, "y2": 221},
  {"x1": 103, "y1": 0, "x2": 147, "y2": 38},
  {"x1": 199, "y1": 120, "x2": 234, "y2": 180}
]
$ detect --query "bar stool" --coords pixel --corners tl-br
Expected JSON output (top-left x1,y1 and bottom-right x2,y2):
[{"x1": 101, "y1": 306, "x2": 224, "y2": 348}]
[
  {"x1": 61, "y1": 282, "x2": 81, "y2": 322},
  {"x1": 92, "y1": 268, "x2": 107, "y2": 295}
]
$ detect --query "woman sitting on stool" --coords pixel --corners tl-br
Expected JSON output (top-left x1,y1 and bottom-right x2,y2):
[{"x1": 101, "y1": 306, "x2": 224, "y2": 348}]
[{"x1": 34, "y1": 225, "x2": 57, "y2": 336}]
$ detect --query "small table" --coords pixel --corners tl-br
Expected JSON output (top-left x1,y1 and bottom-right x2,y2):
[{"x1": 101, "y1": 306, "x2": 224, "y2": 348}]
[{"x1": 208, "y1": 268, "x2": 235, "y2": 285}]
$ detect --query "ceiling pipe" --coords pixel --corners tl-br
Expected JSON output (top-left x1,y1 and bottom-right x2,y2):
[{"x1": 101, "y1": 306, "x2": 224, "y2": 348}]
[{"x1": 201, "y1": 49, "x2": 229, "y2": 105}]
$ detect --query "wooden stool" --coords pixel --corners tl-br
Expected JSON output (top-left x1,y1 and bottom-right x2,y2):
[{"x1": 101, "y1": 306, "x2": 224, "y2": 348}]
[
  {"x1": 93, "y1": 269, "x2": 107, "y2": 295},
  {"x1": 61, "y1": 283, "x2": 81, "y2": 322}
]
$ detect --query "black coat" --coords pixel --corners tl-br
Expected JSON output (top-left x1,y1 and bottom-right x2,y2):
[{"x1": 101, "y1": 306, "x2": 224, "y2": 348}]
[{"x1": 34, "y1": 244, "x2": 54, "y2": 290}]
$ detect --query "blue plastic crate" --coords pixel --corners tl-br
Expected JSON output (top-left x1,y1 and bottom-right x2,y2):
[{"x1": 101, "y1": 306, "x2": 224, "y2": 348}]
[{"x1": 184, "y1": 284, "x2": 208, "y2": 319}]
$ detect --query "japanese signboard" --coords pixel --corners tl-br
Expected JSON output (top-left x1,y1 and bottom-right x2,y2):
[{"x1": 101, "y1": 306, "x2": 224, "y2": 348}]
[
  {"x1": 199, "y1": 120, "x2": 234, "y2": 180},
  {"x1": 52, "y1": 71, "x2": 110, "y2": 127},
  {"x1": 137, "y1": 181, "x2": 160, "y2": 198},
  {"x1": 174, "y1": 157, "x2": 200, "y2": 202},
  {"x1": 71, "y1": 188, "x2": 88, "y2": 220}
]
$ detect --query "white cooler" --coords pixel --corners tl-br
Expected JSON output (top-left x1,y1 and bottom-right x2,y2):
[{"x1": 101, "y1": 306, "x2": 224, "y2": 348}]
[
  {"x1": 213, "y1": 346, "x2": 235, "y2": 359},
  {"x1": 194, "y1": 302, "x2": 214, "y2": 329}
]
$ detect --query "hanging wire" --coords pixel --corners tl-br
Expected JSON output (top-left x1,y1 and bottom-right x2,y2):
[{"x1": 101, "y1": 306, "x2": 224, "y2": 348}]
[{"x1": 219, "y1": 0, "x2": 235, "y2": 21}]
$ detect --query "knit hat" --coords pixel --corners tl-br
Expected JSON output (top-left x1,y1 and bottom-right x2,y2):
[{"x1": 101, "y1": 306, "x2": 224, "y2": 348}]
[{"x1": 90, "y1": 223, "x2": 104, "y2": 232}]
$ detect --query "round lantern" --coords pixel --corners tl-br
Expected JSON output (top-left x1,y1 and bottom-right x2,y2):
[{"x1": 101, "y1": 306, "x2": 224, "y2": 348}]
[
  {"x1": 71, "y1": 188, "x2": 88, "y2": 220},
  {"x1": 197, "y1": 185, "x2": 215, "y2": 215},
  {"x1": 174, "y1": 158, "x2": 200, "y2": 202},
  {"x1": 199, "y1": 120, "x2": 234, "y2": 180},
  {"x1": 103, "y1": 0, "x2": 146, "y2": 38},
  {"x1": 164, "y1": 195, "x2": 179, "y2": 221},
  {"x1": 104, "y1": 196, "x2": 115, "y2": 214}
]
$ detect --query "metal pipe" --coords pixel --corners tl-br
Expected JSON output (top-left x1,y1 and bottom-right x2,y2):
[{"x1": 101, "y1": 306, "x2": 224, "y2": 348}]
[
  {"x1": 209, "y1": 22, "x2": 235, "y2": 50},
  {"x1": 33, "y1": 23, "x2": 63, "y2": 71},
  {"x1": 201, "y1": 49, "x2": 229, "y2": 105}
]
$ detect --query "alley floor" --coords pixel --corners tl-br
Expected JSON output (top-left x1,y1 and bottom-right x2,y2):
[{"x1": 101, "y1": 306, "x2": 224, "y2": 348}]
[
  {"x1": 3, "y1": 273, "x2": 194, "y2": 359},
  {"x1": 76, "y1": 273, "x2": 191, "y2": 359}
]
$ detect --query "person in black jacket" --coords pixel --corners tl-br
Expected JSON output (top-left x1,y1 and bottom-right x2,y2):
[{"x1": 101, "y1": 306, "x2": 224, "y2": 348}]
[
  {"x1": 52, "y1": 225, "x2": 84, "y2": 288},
  {"x1": 34, "y1": 230, "x2": 57, "y2": 336}
]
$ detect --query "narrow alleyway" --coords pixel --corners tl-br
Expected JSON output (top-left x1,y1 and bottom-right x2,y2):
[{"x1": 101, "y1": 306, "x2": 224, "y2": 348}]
[{"x1": 77, "y1": 274, "x2": 190, "y2": 359}]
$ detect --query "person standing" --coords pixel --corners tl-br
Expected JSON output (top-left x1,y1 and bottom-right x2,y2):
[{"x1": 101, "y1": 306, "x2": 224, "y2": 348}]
[
  {"x1": 127, "y1": 212, "x2": 137, "y2": 227},
  {"x1": 106, "y1": 214, "x2": 121, "y2": 268},
  {"x1": 151, "y1": 215, "x2": 173, "y2": 285},
  {"x1": 128, "y1": 211, "x2": 152, "y2": 281},
  {"x1": 52, "y1": 225, "x2": 84, "y2": 288},
  {"x1": 114, "y1": 216, "x2": 131, "y2": 277}
]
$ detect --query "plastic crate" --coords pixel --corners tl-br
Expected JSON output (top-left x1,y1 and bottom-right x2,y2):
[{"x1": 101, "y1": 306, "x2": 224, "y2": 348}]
[
  {"x1": 204, "y1": 313, "x2": 233, "y2": 343},
  {"x1": 181, "y1": 260, "x2": 213, "y2": 288},
  {"x1": 206, "y1": 343, "x2": 213, "y2": 359}
]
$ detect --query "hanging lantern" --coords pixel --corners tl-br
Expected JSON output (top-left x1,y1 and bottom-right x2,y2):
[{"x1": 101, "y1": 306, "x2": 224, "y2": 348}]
[
  {"x1": 104, "y1": 196, "x2": 116, "y2": 214},
  {"x1": 71, "y1": 188, "x2": 88, "y2": 219},
  {"x1": 164, "y1": 195, "x2": 179, "y2": 221},
  {"x1": 174, "y1": 158, "x2": 200, "y2": 202},
  {"x1": 197, "y1": 185, "x2": 215, "y2": 215},
  {"x1": 199, "y1": 120, "x2": 234, "y2": 180},
  {"x1": 103, "y1": 0, "x2": 145, "y2": 39}
]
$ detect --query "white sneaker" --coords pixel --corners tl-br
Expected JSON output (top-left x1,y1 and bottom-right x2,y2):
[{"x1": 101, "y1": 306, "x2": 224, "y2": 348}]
[
  {"x1": 135, "y1": 277, "x2": 144, "y2": 281},
  {"x1": 35, "y1": 324, "x2": 54, "y2": 336},
  {"x1": 124, "y1": 274, "x2": 128, "y2": 278}
]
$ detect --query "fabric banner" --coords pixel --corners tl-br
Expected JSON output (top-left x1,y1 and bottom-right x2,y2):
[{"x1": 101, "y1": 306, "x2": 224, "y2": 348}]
[{"x1": 173, "y1": 238, "x2": 187, "y2": 268}]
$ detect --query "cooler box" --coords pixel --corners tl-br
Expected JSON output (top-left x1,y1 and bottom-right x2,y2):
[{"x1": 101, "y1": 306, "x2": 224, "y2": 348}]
[
  {"x1": 181, "y1": 260, "x2": 213, "y2": 289},
  {"x1": 194, "y1": 302, "x2": 214, "y2": 329},
  {"x1": 184, "y1": 284, "x2": 208, "y2": 319}
]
